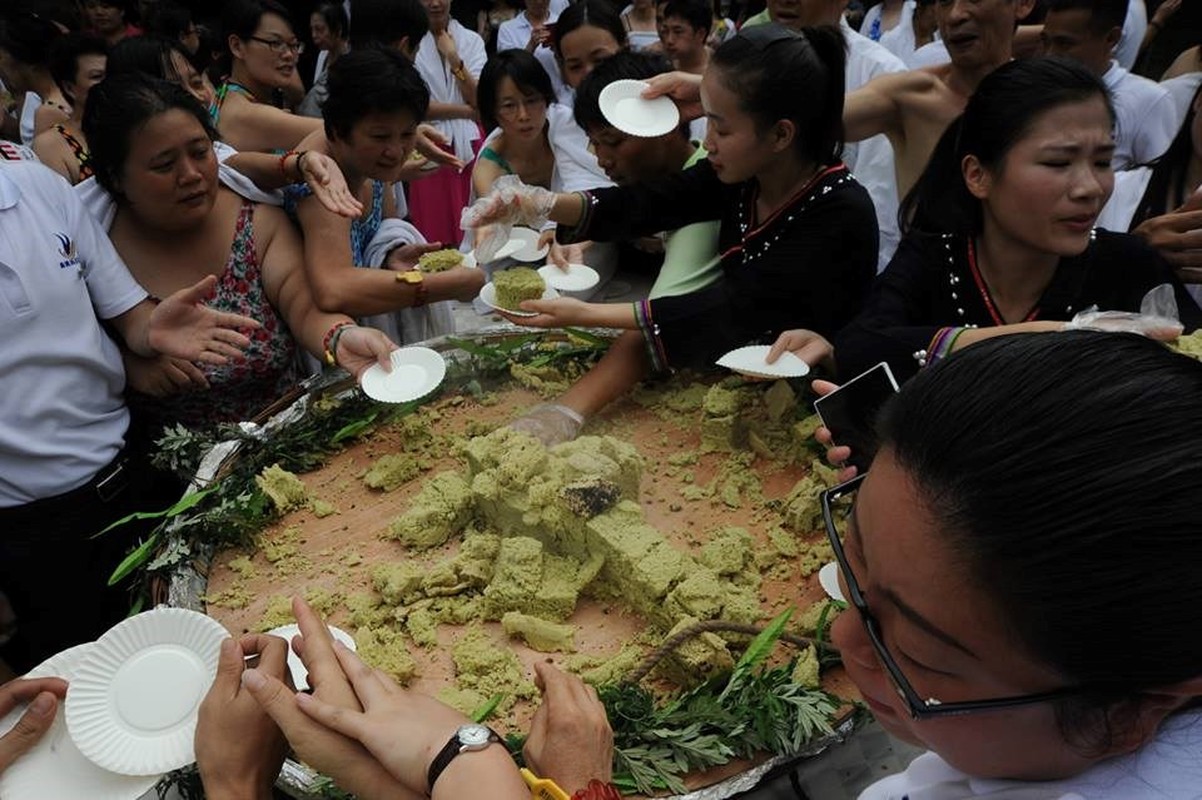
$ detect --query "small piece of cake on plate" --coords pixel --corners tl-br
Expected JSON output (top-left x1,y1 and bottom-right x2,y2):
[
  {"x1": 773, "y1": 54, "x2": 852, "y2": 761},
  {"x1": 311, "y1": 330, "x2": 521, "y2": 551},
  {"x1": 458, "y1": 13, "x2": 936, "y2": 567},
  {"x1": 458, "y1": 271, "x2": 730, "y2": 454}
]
[{"x1": 493, "y1": 267, "x2": 546, "y2": 310}]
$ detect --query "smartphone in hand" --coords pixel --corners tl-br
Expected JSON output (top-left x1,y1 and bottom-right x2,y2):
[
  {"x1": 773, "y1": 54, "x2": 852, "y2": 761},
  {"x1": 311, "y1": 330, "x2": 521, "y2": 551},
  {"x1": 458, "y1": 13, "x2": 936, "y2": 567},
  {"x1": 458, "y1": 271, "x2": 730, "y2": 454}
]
[{"x1": 813, "y1": 362, "x2": 899, "y2": 474}]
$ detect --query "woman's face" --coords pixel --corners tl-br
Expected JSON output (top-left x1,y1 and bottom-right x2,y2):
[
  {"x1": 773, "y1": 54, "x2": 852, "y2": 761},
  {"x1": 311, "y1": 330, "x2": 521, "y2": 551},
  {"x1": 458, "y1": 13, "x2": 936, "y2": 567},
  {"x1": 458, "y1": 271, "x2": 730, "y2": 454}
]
[
  {"x1": 332, "y1": 110, "x2": 420, "y2": 183},
  {"x1": 233, "y1": 12, "x2": 300, "y2": 88},
  {"x1": 969, "y1": 97, "x2": 1114, "y2": 259},
  {"x1": 558, "y1": 25, "x2": 622, "y2": 89},
  {"x1": 494, "y1": 76, "x2": 548, "y2": 141},
  {"x1": 68, "y1": 53, "x2": 107, "y2": 112},
  {"x1": 700, "y1": 68, "x2": 776, "y2": 185},
  {"x1": 311, "y1": 13, "x2": 332, "y2": 51},
  {"x1": 118, "y1": 108, "x2": 218, "y2": 231},
  {"x1": 171, "y1": 50, "x2": 215, "y2": 110},
  {"x1": 829, "y1": 451, "x2": 1110, "y2": 781}
]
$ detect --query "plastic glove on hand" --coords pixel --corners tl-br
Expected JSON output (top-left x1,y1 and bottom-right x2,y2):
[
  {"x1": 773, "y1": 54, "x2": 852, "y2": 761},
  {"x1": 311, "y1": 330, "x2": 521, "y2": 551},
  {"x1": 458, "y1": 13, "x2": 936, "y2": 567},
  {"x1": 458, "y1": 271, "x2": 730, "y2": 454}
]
[
  {"x1": 461, "y1": 175, "x2": 556, "y2": 262},
  {"x1": 509, "y1": 403, "x2": 585, "y2": 447}
]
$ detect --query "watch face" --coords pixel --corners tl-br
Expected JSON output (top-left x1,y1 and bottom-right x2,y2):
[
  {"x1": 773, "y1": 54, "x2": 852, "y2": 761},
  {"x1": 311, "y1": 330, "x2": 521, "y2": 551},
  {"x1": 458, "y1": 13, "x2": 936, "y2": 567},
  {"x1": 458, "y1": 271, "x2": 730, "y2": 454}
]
[{"x1": 457, "y1": 724, "x2": 492, "y2": 747}]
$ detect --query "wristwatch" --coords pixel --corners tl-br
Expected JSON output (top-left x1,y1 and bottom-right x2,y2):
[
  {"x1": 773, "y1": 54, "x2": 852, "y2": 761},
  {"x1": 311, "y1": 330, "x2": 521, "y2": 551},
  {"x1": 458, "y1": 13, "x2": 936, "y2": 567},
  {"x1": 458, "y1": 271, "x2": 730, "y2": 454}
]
[
  {"x1": 427, "y1": 724, "x2": 502, "y2": 792},
  {"x1": 396, "y1": 269, "x2": 429, "y2": 306}
]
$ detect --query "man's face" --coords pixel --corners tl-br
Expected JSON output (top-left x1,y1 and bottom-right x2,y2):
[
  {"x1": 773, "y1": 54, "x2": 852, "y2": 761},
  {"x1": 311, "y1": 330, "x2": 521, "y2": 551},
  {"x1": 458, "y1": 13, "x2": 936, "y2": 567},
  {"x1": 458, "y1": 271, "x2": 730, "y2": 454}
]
[
  {"x1": 587, "y1": 123, "x2": 674, "y2": 184},
  {"x1": 1040, "y1": 8, "x2": 1115, "y2": 76},
  {"x1": 660, "y1": 16, "x2": 707, "y2": 64},
  {"x1": 937, "y1": 0, "x2": 1032, "y2": 72}
]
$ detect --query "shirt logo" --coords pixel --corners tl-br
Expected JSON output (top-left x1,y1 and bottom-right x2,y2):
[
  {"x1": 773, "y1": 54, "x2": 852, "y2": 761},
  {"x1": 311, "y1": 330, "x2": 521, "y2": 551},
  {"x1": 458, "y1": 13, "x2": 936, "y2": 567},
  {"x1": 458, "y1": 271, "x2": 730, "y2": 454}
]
[{"x1": 54, "y1": 232, "x2": 81, "y2": 270}]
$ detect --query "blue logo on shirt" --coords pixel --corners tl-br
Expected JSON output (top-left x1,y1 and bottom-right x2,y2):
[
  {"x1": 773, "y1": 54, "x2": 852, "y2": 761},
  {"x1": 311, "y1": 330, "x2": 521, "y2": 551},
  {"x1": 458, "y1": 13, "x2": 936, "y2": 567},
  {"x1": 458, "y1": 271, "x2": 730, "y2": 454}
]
[{"x1": 54, "y1": 232, "x2": 80, "y2": 269}]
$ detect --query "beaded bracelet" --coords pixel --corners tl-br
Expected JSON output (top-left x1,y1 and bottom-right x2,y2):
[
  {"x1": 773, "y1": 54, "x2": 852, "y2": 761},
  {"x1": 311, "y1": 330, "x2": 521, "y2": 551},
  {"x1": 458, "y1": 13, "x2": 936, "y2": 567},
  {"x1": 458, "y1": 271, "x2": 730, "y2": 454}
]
[
  {"x1": 279, "y1": 149, "x2": 308, "y2": 181},
  {"x1": 323, "y1": 320, "x2": 355, "y2": 366}
]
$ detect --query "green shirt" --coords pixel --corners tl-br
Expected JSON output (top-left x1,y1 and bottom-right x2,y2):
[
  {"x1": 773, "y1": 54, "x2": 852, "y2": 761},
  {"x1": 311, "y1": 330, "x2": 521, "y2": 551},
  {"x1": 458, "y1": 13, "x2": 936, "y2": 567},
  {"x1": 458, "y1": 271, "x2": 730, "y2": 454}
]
[
  {"x1": 742, "y1": 9, "x2": 771, "y2": 27},
  {"x1": 648, "y1": 145, "x2": 722, "y2": 300}
]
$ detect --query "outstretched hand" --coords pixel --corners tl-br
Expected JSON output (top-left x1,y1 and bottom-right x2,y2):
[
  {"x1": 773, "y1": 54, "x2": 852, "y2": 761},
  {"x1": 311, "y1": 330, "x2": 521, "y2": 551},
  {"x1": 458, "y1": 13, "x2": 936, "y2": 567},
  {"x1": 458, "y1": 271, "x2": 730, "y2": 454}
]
[
  {"x1": 240, "y1": 598, "x2": 435, "y2": 799},
  {"x1": 195, "y1": 635, "x2": 289, "y2": 800},
  {"x1": 0, "y1": 677, "x2": 67, "y2": 774},
  {"x1": 416, "y1": 124, "x2": 464, "y2": 171},
  {"x1": 642, "y1": 71, "x2": 704, "y2": 121},
  {"x1": 147, "y1": 275, "x2": 260, "y2": 364},
  {"x1": 523, "y1": 663, "x2": 613, "y2": 794},
  {"x1": 766, "y1": 329, "x2": 834, "y2": 372},
  {"x1": 299, "y1": 152, "x2": 365, "y2": 219},
  {"x1": 336, "y1": 325, "x2": 398, "y2": 379},
  {"x1": 498, "y1": 296, "x2": 592, "y2": 328}
]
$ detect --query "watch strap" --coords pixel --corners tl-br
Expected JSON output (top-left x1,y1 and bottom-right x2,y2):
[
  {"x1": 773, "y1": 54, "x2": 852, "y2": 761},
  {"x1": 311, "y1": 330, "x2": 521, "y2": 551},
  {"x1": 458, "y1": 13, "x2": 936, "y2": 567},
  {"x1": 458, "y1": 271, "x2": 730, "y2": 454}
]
[{"x1": 426, "y1": 725, "x2": 501, "y2": 793}]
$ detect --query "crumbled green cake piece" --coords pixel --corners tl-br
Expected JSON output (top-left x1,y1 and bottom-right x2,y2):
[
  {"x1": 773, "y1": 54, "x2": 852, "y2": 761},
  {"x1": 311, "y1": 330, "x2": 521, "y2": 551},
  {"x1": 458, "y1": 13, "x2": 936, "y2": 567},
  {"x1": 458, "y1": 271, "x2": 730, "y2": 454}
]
[
  {"x1": 310, "y1": 498, "x2": 338, "y2": 518},
  {"x1": 449, "y1": 625, "x2": 536, "y2": 712},
  {"x1": 364, "y1": 453, "x2": 426, "y2": 492},
  {"x1": 501, "y1": 611, "x2": 576, "y2": 653},
  {"x1": 386, "y1": 471, "x2": 474, "y2": 549},
  {"x1": 255, "y1": 463, "x2": 308, "y2": 512}
]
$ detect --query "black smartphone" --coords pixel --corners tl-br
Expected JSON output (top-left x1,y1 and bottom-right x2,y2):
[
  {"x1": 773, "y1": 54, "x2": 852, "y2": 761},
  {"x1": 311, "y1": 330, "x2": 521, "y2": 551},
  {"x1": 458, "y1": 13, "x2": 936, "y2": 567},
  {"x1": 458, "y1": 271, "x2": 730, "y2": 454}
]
[{"x1": 813, "y1": 362, "x2": 899, "y2": 474}]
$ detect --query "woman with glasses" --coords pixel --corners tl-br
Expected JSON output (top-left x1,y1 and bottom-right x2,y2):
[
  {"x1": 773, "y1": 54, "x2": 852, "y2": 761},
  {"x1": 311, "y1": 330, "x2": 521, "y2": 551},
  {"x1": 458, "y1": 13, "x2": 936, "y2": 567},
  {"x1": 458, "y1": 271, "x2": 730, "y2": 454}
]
[
  {"x1": 470, "y1": 48, "x2": 611, "y2": 274},
  {"x1": 213, "y1": 0, "x2": 323, "y2": 153},
  {"x1": 822, "y1": 330, "x2": 1202, "y2": 796}
]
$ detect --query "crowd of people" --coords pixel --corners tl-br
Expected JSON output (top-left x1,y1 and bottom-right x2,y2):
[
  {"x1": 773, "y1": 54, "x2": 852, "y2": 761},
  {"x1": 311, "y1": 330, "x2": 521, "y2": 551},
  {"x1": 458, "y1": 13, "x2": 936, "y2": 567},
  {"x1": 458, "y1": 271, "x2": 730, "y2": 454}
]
[{"x1": 2, "y1": 0, "x2": 1202, "y2": 797}]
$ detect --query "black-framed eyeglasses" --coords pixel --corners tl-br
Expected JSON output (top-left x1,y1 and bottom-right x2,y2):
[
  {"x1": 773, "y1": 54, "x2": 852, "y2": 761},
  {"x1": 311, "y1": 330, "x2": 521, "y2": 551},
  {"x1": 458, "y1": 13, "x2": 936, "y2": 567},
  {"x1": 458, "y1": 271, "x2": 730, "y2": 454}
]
[
  {"x1": 248, "y1": 36, "x2": 304, "y2": 55},
  {"x1": 821, "y1": 474, "x2": 1085, "y2": 719}
]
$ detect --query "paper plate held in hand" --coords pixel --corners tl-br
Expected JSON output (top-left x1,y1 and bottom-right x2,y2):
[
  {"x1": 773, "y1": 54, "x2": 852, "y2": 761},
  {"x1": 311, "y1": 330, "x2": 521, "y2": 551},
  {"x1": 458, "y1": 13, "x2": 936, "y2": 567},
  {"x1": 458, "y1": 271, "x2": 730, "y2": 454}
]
[
  {"x1": 715, "y1": 345, "x2": 810, "y2": 379},
  {"x1": 488, "y1": 226, "x2": 550, "y2": 263},
  {"x1": 598, "y1": 79, "x2": 681, "y2": 138},
  {"x1": 265, "y1": 624, "x2": 357, "y2": 691},
  {"x1": 65, "y1": 607, "x2": 229, "y2": 777},
  {"x1": 537, "y1": 263, "x2": 599, "y2": 293},
  {"x1": 478, "y1": 281, "x2": 561, "y2": 317},
  {"x1": 818, "y1": 561, "x2": 846, "y2": 603},
  {"x1": 360, "y1": 346, "x2": 447, "y2": 404},
  {"x1": 0, "y1": 643, "x2": 163, "y2": 800}
]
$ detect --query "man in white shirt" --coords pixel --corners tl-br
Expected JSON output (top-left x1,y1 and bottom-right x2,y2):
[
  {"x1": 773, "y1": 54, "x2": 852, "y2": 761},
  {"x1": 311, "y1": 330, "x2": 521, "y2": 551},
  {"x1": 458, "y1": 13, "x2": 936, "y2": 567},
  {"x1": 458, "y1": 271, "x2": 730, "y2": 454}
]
[
  {"x1": 1113, "y1": 0, "x2": 1146, "y2": 70},
  {"x1": 0, "y1": 161, "x2": 258, "y2": 670},
  {"x1": 744, "y1": 0, "x2": 908, "y2": 271},
  {"x1": 496, "y1": 0, "x2": 571, "y2": 104},
  {"x1": 659, "y1": 0, "x2": 711, "y2": 75},
  {"x1": 1042, "y1": 0, "x2": 1176, "y2": 170}
]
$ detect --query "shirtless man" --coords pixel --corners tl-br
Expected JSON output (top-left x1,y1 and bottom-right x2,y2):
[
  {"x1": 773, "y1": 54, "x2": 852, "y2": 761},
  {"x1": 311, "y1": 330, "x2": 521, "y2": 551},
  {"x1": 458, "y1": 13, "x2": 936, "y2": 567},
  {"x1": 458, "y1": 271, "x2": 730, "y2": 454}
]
[{"x1": 844, "y1": 0, "x2": 1034, "y2": 195}]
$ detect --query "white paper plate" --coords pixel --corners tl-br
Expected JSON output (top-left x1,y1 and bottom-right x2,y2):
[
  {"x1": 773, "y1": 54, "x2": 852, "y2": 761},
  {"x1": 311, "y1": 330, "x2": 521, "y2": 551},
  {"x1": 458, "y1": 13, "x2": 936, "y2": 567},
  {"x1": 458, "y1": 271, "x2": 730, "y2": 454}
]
[
  {"x1": 487, "y1": 226, "x2": 550, "y2": 263},
  {"x1": 478, "y1": 281, "x2": 560, "y2": 317},
  {"x1": 598, "y1": 79, "x2": 681, "y2": 138},
  {"x1": 818, "y1": 561, "x2": 846, "y2": 603},
  {"x1": 360, "y1": 346, "x2": 447, "y2": 404},
  {"x1": 265, "y1": 624, "x2": 357, "y2": 692},
  {"x1": 65, "y1": 608, "x2": 229, "y2": 776},
  {"x1": 537, "y1": 263, "x2": 599, "y2": 293},
  {"x1": 715, "y1": 345, "x2": 811, "y2": 379},
  {"x1": 0, "y1": 643, "x2": 163, "y2": 800}
]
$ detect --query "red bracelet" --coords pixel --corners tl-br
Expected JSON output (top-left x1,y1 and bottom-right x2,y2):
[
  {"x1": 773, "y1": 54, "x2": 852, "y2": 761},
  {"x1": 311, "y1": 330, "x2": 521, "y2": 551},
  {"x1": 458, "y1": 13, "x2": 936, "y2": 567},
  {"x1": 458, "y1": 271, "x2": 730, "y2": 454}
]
[
  {"x1": 322, "y1": 320, "x2": 355, "y2": 366},
  {"x1": 571, "y1": 781, "x2": 622, "y2": 800},
  {"x1": 279, "y1": 149, "x2": 300, "y2": 180}
]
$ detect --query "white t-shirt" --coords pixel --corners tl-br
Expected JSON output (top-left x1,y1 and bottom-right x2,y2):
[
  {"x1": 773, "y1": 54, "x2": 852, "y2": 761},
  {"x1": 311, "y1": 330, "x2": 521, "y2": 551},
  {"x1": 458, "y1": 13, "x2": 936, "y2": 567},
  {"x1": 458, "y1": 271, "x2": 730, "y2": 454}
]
[
  {"x1": 0, "y1": 162, "x2": 148, "y2": 506},
  {"x1": 1114, "y1": 0, "x2": 1147, "y2": 72},
  {"x1": 1104, "y1": 60, "x2": 1177, "y2": 170},
  {"x1": 859, "y1": 710, "x2": 1202, "y2": 799},
  {"x1": 496, "y1": 10, "x2": 571, "y2": 105},
  {"x1": 907, "y1": 39, "x2": 950, "y2": 69},
  {"x1": 1161, "y1": 72, "x2": 1202, "y2": 132},
  {"x1": 843, "y1": 20, "x2": 906, "y2": 273},
  {"x1": 876, "y1": 0, "x2": 917, "y2": 59}
]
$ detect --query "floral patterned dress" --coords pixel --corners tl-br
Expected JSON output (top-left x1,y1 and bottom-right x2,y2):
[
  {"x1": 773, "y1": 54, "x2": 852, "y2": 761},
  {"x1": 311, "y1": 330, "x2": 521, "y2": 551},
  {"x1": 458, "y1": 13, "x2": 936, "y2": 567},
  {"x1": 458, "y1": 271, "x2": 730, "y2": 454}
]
[{"x1": 128, "y1": 201, "x2": 298, "y2": 432}]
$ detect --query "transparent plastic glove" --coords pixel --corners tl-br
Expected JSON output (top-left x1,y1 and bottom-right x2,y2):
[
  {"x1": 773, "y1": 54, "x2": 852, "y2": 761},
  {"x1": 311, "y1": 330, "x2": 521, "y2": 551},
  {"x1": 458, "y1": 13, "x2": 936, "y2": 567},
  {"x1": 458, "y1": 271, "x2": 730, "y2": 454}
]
[
  {"x1": 509, "y1": 403, "x2": 585, "y2": 447},
  {"x1": 460, "y1": 175, "x2": 556, "y2": 262},
  {"x1": 1062, "y1": 284, "x2": 1184, "y2": 341}
]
